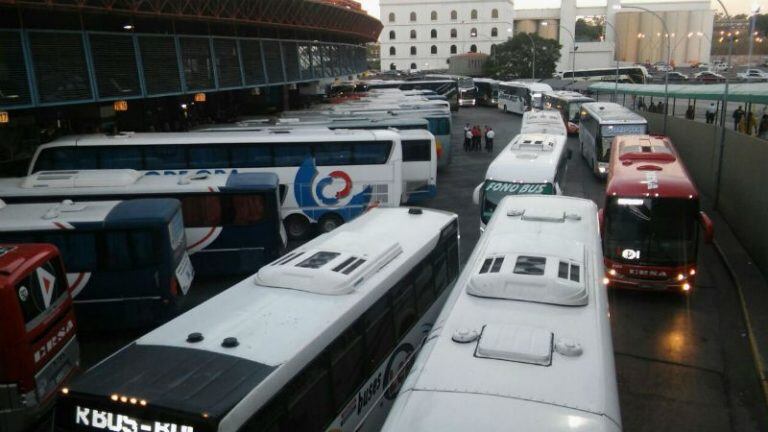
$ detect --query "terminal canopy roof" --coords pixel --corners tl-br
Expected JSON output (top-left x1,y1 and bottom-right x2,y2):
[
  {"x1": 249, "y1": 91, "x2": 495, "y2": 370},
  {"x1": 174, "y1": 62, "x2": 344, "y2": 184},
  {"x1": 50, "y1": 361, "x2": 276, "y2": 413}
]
[{"x1": 589, "y1": 82, "x2": 768, "y2": 104}]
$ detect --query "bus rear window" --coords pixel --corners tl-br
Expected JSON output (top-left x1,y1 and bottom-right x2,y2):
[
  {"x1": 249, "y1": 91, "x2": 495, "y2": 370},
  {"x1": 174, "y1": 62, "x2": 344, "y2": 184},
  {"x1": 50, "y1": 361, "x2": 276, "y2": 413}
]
[
  {"x1": 15, "y1": 259, "x2": 67, "y2": 325},
  {"x1": 402, "y1": 140, "x2": 431, "y2": 162},
  {"x1": 230, "y1": 195, "x2": 265, "y2": 225},
  {"x1": 354, "y1": 141, "x2": 391, "y2": 164},
  {"x1": 102, "y1": 231, "x2": 159, "y2": 270}
]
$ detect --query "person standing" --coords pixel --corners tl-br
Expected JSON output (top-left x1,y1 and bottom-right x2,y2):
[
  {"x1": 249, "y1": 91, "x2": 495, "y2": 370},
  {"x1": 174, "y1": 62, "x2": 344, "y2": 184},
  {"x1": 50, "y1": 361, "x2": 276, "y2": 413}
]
[
  {"x1": 464, "y1": 127, "x2": 472, "y2": 152},
  {"x1": 706, "y1": 102, "x2": 717, "y2": 124},
  {"x1": 746, "y1": 111, "x2": 758, "y2": 135},
  {"x1": 759, "y1": 113, "x2": 768, "y2": 139},
  {"x1": 472, "y1": 125, "x2": 481, "y2": 151},
  {"x1": 733, "y1": 106, "x2": 745, "y2": 131},
  {"x1": 485, "y1": 127, "x2": 495, "y2": 153},
  {"x1": 685, "y1": 105, "x2": 695, "y2": 120}
]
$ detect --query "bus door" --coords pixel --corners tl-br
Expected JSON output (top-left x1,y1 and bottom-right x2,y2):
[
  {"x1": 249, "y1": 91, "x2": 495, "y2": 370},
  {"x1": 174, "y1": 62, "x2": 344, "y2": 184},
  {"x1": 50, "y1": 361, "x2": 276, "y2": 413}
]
[{"x1": 0, "y1": 245, "x2": 78, "y2": 431}]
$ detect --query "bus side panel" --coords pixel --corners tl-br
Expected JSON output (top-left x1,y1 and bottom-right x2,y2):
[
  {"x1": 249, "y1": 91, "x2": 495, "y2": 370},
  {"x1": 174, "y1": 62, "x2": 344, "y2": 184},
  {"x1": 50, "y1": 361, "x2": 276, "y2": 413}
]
[{"x1": 190, "y1": 224, "x2": 281, "y2": 275}]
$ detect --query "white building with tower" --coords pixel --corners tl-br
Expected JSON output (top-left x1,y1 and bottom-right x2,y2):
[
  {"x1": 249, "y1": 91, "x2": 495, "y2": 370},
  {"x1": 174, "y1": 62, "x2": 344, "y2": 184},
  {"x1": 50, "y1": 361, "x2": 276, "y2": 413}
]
[{"x1": 379, "y1": 0, "x2": 714, "y2": 74}]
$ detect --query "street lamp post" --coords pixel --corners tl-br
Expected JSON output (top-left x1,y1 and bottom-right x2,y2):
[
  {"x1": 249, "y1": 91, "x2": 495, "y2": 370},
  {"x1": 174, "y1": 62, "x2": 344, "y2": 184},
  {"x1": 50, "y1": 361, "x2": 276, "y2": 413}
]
[
  {"x1": 604, "y1": 21, "x2": 620, "y2": 102},
  {"x1": 523, "y1": 32, "x2": 536, "y2": 80},
  {"x1": 614, "y1": 4, "x2": 671, "y2": 134},
  {"x1": 555, "y1": 25, "x2": 577, "y2": 84},
  {"x1": 748, "y1": 4, "x2": 761, "y2": 68},
  {"x1": 713, "y1": 0, "x2": 735, "y2": 208}
]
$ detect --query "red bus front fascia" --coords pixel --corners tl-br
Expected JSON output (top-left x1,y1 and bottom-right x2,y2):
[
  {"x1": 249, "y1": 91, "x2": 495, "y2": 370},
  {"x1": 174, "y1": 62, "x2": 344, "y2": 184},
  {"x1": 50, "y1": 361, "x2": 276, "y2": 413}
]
[{"x1": 604, "y1": 257, "x2": 697, "y2": 292}]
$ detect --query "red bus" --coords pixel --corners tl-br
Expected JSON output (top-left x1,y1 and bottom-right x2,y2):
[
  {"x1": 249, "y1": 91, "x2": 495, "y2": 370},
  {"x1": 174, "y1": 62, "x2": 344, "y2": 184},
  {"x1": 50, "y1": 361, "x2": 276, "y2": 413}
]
[
  {"x1": 0, "y1": 244, "x2": 79, "y2": 431},
  {"x1": 600, "y1": 135, "x2": 713, "y2": 292}
]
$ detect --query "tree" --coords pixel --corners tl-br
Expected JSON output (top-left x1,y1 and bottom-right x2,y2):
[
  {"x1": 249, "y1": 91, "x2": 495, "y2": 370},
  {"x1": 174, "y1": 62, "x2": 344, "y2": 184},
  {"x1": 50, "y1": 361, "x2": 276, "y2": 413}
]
[
  {"x1": 483, "y1": 33, "x2": 562, "y2": 79},
  {"x1": 575, "y1": 16, "x2": 605, "y2": 42}
]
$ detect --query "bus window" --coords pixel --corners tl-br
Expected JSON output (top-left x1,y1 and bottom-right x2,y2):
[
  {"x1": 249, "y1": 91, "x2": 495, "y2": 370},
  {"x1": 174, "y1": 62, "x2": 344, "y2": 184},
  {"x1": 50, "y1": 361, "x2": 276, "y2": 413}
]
[
  {"x1": 274, "y1": 143, "x2": 311, "y2": 166},
  {"x1": 189, "y1": 145, "x2": 229, "y2": 169},
  {"x1": 432, "y1": 251, "x2": 448, "y2": 296},
  {"x1": 328, "y1": 326, "x2": 365, "y2": 410},
  {"x1": 36, "y1": 147, "x2": 97, "y2": 171},
  {"x1": 354, "y1": 141, "x2": 391, "y2": 165},
  {"x1": 363, "y1": 294, "x2": 395, "y2": 373},
  {"x1": 182, "y1": 195, "x2": 222, "y2": 227},
  {"x1": 279, "y1": 360, "x2": 334, "y2": 431},
  {"x1": 315, "y1": 142, "x2": 353, "y2": 166},
  {"x1": 100, "y1": 147, "x2": 143, "y2": 169},
  {"x1": 15, "y1": 259, "x2": 67, "y2": 325},
  {"x1": 402, "y1": 139, "x2": 431, "y2": 162},
  {"x1": 46, "y1": 232, "x2": 98, "y2": 273},
  {"x1": 145, "y1": 146, "x2": 187, "y2": 170},
  {"x1": 414, "y1": 263, "x2": 434, "y2": 313},
  {"x1": 229, "y1": 195, "x2": 265, "y2": 225},
  {"x1": 230, "y1": 144, "x2": 273, "y2": 167},
  {"x1": 102, "y1": 230, "x2": 158, "y2": 271}
]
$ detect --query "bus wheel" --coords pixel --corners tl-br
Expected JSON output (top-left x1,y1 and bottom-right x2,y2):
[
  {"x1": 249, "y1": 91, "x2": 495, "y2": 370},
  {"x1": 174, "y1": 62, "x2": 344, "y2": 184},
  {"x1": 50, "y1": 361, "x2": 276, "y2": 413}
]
[
  {"x1": 318, "y1": 213, "x2": 344, "y2": 233},
  {"x1": 285, "y1": 214, "x2": 311, "y2": 240}
]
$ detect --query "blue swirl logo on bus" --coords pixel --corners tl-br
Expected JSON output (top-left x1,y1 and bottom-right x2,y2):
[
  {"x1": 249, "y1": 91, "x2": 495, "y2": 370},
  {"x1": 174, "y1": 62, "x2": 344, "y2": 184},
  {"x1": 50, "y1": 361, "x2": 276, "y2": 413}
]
[{"x1": 295, "y1": 159, "x2": 372, "y2": 221}]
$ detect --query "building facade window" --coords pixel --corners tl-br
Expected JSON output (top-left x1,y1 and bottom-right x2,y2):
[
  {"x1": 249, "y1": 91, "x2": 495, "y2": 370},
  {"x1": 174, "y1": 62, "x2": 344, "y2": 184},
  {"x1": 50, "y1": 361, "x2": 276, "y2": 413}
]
[
  {"x1": 431, "y1": 29, "x2": 437, "y2": 38},
  {"x1": 470, "y1": 44, "x2": 477, "y2": 53},
  {"x1": 411, "y1": 62, "x2": 417, "y2": 69},
  {"x1": 450, "y1": 44, "x2": 457, "y2": 54},
  {"x1": 431, "y1": 45, "x2": 437, "y2": 54},
  {"x1": 471, "y1": 9, "x2": 478, "y2": 20},
  {"x1": 390, "y1": 63, "x2": 396, "y2": 70},
  {"x1": 431, "y1": 11, "x2": 438, "y2": 21},
  {"x1": 390, "y1": 46, "x2": 396, "y2": 56},
  {"x1": 470, "y1": 28, "x2": 477, "y2": 37},
  {"x1": 410, "y1": 11, "x2": 416, "y2": 21},
  {"x1": 492, "y1": 8, "x2": 499, "y2": 19},
  {"x1": 450, "y1": 28, "x2": 457, "y2": 38},
  {"x1": 410, "y1": 46, "x2": 417, "y2": 55},
  {"x1": 389, "y1": 12, "x2": 395, "y2": 22},
  {"x1": 450, "y1": 10, "x2": 457, "y2": 20},
  {"x1": 410, "y1": 29, "x2": 417, "y2": 39},
  {"x1": 491, "y1": 27, "x2": 498, "y2": 37},
  {"x1": 389, "y1": 30, "x2": 396, "y2": 40}
]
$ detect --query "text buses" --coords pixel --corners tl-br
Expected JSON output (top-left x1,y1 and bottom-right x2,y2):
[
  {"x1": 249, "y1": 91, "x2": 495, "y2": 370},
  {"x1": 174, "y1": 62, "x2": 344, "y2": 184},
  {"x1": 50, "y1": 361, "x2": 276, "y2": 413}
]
[
  {"x1": 54, "y1": 206, "x2": 460, "y2": 432},
  {"x1": 27, "y1": 129, "x2": 403, "y2": 240},
  {"x1": 473, "y1": 133, "x2": 570, "y2": 228},
  {"x1": 0, "y1": 198, "x2": 193, "y2": 326},
  {"x1": 543, "y1": 91, "x2": 595, "y2": 135},
  {"x1": 382, "y1": 195, "x2": 621, "y2": 432},
  {"x1": 497, "y1": 81, "x2": 553, "y2": 114},
  {"x1": 0, "y1": 171, "x2": 285, "y2": 276},
  {"x1": 601, "y1": 135, "x2": 713, "y2": 293},
  {"x1": 0, "y1": 244, "x2": 79, "y2": 432},
  {"x1": 579, "y1": 102, "x2": 648, "y2": 178}
]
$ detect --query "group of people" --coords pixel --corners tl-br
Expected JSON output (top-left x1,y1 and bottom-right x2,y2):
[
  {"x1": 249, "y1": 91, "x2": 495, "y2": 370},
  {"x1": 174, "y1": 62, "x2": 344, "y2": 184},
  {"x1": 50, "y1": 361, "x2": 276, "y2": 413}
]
[
  {"x1": 732, "y1": 106, "x2": 768, "y2": 138},
  {"x1": 636, "y1": 97, "x2": 666, "y2": 114},
  {"x1": 464, "y1": 124, "x2": 495, "y2": 153}
]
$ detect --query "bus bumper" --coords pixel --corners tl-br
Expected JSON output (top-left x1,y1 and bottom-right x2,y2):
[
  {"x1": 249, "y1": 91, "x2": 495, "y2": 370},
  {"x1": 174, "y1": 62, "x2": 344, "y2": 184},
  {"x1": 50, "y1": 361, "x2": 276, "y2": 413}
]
[{"x1": 604, "y1": 261, "x2": 697, "y2": 293}]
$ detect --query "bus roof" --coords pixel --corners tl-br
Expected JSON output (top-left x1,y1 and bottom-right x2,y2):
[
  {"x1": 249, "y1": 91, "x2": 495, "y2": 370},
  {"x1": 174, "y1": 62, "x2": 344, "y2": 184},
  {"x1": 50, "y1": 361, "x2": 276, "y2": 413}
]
[
  {"x1": 0, "y1": 243, "x2": 60, "y2": 282},
  {"x1": 581, "y1": 102, "x2": 647, "y2": 124},
  {"x1": 606, "y1": 135, "x2": 698, "y2": 199},
  {"x1": 520, "y1": 110, "x2": 568, "y2": 136},
  {"x1": 34, "y1": 129, "x2": 399, "y2": 150},
  {"x1": 0, "y1": 171, "x2": 280, "y2": 198},
  {"x1": 63, "y1": 207, "x2": 457, "y2": 425},
  {"x1": 498, "y1": 81, "x2": 553, "y2": 93},
  {"x1": 383, "y1": 195, "x2": 620, "y2": 432},
  {"x1": 0, "y1": 198, "x2": 179, "y2": 231},
  {"x1": 485, "y1": 133, "x2": 567, "y2": 183},
  {"x1": 544, "y1": 90, "x2": 594, "y2": 102}
]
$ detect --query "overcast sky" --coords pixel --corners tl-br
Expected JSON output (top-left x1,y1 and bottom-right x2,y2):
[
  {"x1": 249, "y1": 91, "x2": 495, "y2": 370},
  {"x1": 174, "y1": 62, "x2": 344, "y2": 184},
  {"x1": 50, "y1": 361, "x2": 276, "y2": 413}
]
[{"x1": 358, "y1": 0, "x2": 763, "y2": 19}]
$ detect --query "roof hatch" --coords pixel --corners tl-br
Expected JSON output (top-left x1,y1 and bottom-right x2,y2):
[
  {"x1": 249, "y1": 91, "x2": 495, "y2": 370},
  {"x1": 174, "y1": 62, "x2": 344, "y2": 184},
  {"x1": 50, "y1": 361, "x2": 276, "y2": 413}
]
[
  {"x1": 475, "y1": 324, "x2": 554, "y2": 366},
  {"x1": 22, "y1": 170, "x2": 142, "y2": 189},
  {"x1": 255, "y1": 232, "x2": 402, "y2": 295}
]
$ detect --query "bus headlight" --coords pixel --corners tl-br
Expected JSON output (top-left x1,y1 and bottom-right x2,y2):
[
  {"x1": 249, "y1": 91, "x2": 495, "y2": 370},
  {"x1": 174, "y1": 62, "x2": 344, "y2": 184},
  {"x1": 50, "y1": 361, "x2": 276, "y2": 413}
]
[
  {"x1": 689, "y1": 268, "x2": 696, "y2": 276},
  {"x1": 603, "y1": 277, "x2": 610, "y2": 286},
  {"x1": 598, "y1": 165, "x2": 607, "y2": 174},
  {"x1": 682, "y1": 283, "x2": 691, "y2": 291},
  {"x1": 676, "y1": 273, "x2": 685, "y2": 281},
  {"x1": 608, "y1": 269, "x2": 617, "y2": 276}
]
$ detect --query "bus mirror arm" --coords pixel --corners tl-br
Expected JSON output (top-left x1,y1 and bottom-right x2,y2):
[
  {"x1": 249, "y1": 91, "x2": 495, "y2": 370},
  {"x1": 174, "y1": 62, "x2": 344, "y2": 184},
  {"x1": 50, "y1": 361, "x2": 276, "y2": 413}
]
[
  {"x1": 472, "y1": 184, "x2": 482, "y2": 205},
  {"x1": 598, "y1": 208, "x2": 605, "y2": 236},
  {"x1": 700, "y1": 211, "x2": 714, "y2": 244}
]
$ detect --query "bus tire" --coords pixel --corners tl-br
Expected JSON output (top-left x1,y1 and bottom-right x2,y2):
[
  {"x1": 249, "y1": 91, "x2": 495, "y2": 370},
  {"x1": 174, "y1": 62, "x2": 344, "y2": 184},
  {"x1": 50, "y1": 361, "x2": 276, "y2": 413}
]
[
  {"x1": 285, "y1": 214, "x2": 311, "y2": 240},
  {"x1": 318, "y1": 213, "x2": 344, "y2": 233}
]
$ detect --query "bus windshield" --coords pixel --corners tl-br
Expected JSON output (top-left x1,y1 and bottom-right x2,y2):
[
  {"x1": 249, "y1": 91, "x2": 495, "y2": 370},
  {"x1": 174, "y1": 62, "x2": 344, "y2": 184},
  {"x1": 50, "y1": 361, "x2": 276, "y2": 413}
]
[
  {"x1": 460, "y1": 88, "x2": 477, "y2": 98},
  {"x1": 599, "y1": 123, "x2": 647, "y2": 160},
  {"x1": 604, "y1": 197, "x2": 698, "y2": 266},
  {"x1": 568, "y1": 102, "x2": 582, "y2": 123},
  {"x1": 481, "y1": 181, "x2": 554, "y2": 224}
]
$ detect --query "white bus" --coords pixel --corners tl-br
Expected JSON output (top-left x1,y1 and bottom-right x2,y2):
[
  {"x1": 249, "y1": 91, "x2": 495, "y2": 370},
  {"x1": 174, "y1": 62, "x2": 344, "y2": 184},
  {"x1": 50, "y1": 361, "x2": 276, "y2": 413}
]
[
  {"x1": 0, "y1": 171, "x2": 286, "y2": 276},
  {"x1": 497, "y1": 81, "x2": 553, "y2": 114},
  {"x1": 472, "y1": 133, "x2": 570, "y2": 228},
  {"x1": 54, "y1": 206, "x2": 461, "y2": 432},
  {"x1": 28, "y1": 129, "x2": 403, "y2": 240},
  {"x1": 543, "y1": 91, "x2": 595, "y2": 135},
  {"x1": 578, "y1": 102, "x2": 648, "y2": 178},
  {"x1": 519, "y1": 110, "x2": 568, "y2": 136},
  {"x1": 382, "y1": 195, "x2": 621, "y2": 432},
  {"x1": 198, "y1": 122, "x2": 437, "y2": 204}
]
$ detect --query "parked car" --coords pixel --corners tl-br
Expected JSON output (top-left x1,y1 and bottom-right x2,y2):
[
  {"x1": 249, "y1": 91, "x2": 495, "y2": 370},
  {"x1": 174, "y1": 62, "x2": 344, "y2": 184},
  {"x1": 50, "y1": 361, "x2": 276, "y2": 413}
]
[
  {"x1": 666, "y1": 71, "x2": 689, "y2": 81},
  {"x1": 712, "y1": 62, "x2": 730, "y2": 72},
  {"x1": 693, "y1": 71, "x2": 726, "y2": 83},
  {"x1": 654, "y1": 62, "x2": 674, "y2": 72},
  {"x1": 736, "y1": 68, "x2": 768, "y2": 81}
]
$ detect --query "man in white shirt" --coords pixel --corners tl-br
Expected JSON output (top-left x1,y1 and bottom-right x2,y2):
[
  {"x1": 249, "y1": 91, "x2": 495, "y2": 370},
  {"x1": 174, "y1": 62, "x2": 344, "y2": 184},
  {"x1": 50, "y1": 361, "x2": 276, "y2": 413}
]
[
  {"x1": 485, "y1": 127, "x2": 495, "y2": 153},
  {"x1": 706, "y1": 102, "x2": 717, "y2": 124}
]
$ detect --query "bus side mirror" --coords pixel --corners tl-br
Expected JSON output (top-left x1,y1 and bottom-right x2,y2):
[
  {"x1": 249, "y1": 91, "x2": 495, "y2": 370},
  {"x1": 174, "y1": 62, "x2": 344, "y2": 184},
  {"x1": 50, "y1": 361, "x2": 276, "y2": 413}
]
[
  {"x1": 700, "y1": 211, "x2": 714, "y2": 244},
  {"x1": 472, "y1": 184, "x2": 482, "y2": 205},
  {"x1": 598, "y1": 208, "x2": 605, "y2": 236}
]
